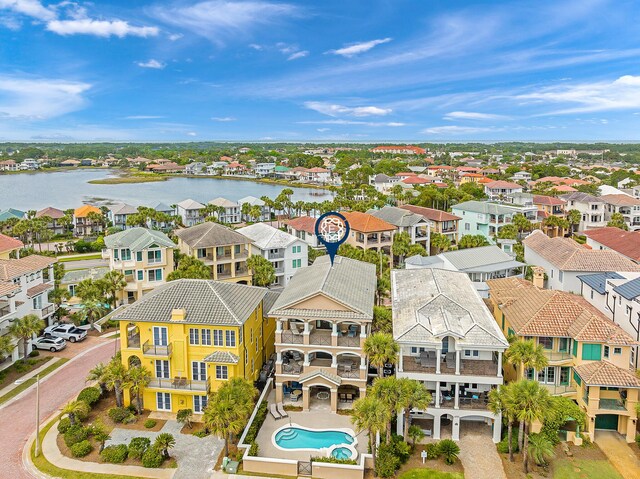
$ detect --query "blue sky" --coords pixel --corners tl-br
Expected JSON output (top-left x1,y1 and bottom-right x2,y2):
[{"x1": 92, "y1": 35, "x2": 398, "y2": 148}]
[{"x1": 2, "y1": 0, "x2": 640, "y2": 142}]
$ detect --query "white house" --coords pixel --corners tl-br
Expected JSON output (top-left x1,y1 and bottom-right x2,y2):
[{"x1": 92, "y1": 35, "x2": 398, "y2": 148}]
[
  {"x1": 209, "y1": 197, "x2": 241, "y2": 224},
  {"x1": 369, "y1": 174, "x2": 400, "y2": 193},
  {"x1": 238, "y1": 196, "x2": 270, "y2": 222},
  {"x1": 560, "y1": 192, "x2": 608, "y2": 231},
  {"x1": 483, "y1": 181, "x2": 523, "y2": 201},
  {"x1": 20, "y1": 158, "x2": 40, "y2": 170},
  {"x1": 600, "y1": 194, "x2": 640, "y2": 231},
  {"x1": 254, "y1": 163, "x2": 276, "y2": 177},
  {"x1": 176, "y1": 199, "x2": 205, "y2": 227},
  {"x1": 510, "y1": 171, "x2": 532, "y2": 182},
  {"x1": 108, "y1": 203, "x2": 138, "y2": 230},
  {"x1": 237, "y1": 223, "x2": 307, "y2": 287},
  {"x1": 285, "y1": 216, "x2": 322, "y2": 249},
  {"x1": 366, "y1": 206, "x2": 430, "y2": 251},
  {"x1": 523, "y1": 230, "x2": 640, "y2": 293},
  {"x1": 185, "y1": 162, "x2": 206, "y2": 175},
  {"x1": 392, "y1": 268, "x2": 508, "y2": 443},
  {"x1": 581, "y1": 228, "x2": 640, "y2": 264}
]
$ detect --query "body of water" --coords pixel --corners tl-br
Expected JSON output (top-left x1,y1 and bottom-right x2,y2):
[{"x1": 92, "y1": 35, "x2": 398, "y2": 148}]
[{"x1": 0, "y1": 169, "x2": 334, "y2": 211}]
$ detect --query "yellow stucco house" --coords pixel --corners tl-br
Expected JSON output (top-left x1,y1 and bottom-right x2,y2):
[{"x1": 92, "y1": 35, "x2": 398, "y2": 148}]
[
  {"x1": 115, "y1": 279, "x2": 279, "y2": 414},
  {"x1": 487, "y1": 277, "x2": 639, "y2": 443}
]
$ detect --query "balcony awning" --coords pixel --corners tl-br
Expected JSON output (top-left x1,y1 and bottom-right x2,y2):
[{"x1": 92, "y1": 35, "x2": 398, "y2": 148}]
[{"x1": 27, "y1": 282, "x2": 53, "y2": 298}]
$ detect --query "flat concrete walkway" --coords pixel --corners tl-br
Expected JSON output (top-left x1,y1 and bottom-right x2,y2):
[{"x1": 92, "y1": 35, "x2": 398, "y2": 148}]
[
  {"x1": 595, "y1": 430, "x2": 640, "y2": 478},
  {"x1": 457, "y1": 424, "x2": 506, "y2": 479}
]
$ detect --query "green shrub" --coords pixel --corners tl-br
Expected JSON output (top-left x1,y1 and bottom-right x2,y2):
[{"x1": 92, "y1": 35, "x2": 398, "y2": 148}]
[
  {"x1": 193, "y1": 430, "x2": 209, "y2": 438},
  {"x1": 144, "y1": 419, "x2": 157, "y2": 429},
  {"x1": 108, "y1": 407, "x2": 134, "y2": 424},
  {"x1": 127, "y1": 404, "x2": 137, "y2": 415},
  {"x1": 128, "y1": 437, "x2": 151, "y2": 460},
  {"x1": 77, "y1": 387, "x2": 101, "y2": 406},
  {"x1": 375, "y1": 443, "x2": 401, "y2": 478},
  {"x1": 636, "y1": 434, "x2": 640, "y2": 446},
  {"x1": 497, "y1": 434, "x2": 519, "y2": 454},
  {"x1": 424, "y1": 442, "x2": 440, "y2": 459},
  {"x1": 390, "y1": 435, "x2": 411, "y2": 464},
  {"x1": 101, "y1": 444, "x2": 128, "y2": 464},
  {"x1": 244, "y1": 401, "x2": 267, "y2": 443},
  {"x1": 437, "y1": 439, "x2": 460, "y2": 465},
  {"x1": 70, "y1": 440, "x2": 93, "y2": 458},
  {"x1": 141, "y1": 446, "x2": 164, "y2": 468},
  {"x1": 64, "y1": 425, "x2": 88, "y2": 447},
  {"x1": 311, "y1": 456, "x2": 357, "y2": 465},
  {"x1": 29, "y1": 350, "x2": 40, "y2": 357},
  {"x1": 248, "y1": 442, "x2": 259, "y2": 456},
  {"x1": 57, "y1": 417, "x2": 72, "y2": 434}
]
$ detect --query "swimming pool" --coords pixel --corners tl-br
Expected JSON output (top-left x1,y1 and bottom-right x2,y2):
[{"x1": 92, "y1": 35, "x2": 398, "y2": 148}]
[{"x1": 272, "y1": 424, "x2": 358, "y2": 460}]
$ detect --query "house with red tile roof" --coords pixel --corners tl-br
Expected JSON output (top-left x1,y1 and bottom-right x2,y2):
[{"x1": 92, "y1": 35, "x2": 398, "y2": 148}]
[
  {"x1": 370, "y1": 145, "x2": 426, "y2": 155},
  {"x1": 581, "y1": 227, "x2": 640, "y2": 263},
  {"x1": 399, "y1": 205, "x2": 461, "y2": 245},
  {"x1": 36, "y1": 207, "x2": 66, "y2": 235},
  {"x1": 484, "y1": 180, "x2": 523, "y2": 200},
  {"x1": 341, "y1": 211, "x2": 396, "y2": 253},
  {"x1": 285, "y1": 216, "x2": 322, "y2": 249},
  {"x1": 0, "y1": 233, "x2": 23, "y2": 259}
]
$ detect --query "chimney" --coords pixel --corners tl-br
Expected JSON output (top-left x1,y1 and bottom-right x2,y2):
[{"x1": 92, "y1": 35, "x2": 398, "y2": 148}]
[
  {"x1": 171, "y1": 308, "x2": 186, "y2": 321},
  {"x1": 531, "y1": 266, "x2": 545, "y2": 289}
]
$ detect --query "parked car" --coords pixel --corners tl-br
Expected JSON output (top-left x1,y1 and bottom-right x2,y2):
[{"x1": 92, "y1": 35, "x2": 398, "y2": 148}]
[
  {"x1": 44, "y1": 323, "x2": 87, "y2": 342},
  {"x1": 32, "y1": 336, "x2": 67, "y2": 352}
]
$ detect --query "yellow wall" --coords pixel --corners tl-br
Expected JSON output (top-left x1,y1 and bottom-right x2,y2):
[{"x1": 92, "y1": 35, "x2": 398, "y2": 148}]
[
  {"x1": 113, "y1": 247, "x2": 175, "y2": 303},
  {"x1": 177, "y1": 239, "x2": 253, "y2": 284}
]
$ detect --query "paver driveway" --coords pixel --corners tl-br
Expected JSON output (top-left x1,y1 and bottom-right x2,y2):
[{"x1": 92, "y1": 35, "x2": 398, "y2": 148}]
[
  {"x1": 107, "y1": 420, "x2": 224, "y2": 479},
  {"x1": 595, "y1": 430, "x2": 640, "y2": 478},
  {"x1": 457, "y1": 423, "x2": 507, "y2": 479}
]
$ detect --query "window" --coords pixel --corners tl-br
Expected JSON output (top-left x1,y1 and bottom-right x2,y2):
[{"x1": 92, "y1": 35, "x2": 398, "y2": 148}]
[
  {"x1": 239, "y1": 328, "x2": 243, "y2": 344},
  {"x1": 559, "y1": 271, "x2": 564, "y2": 282},
  {"x1": 32, "y1": 296, "x2": 42, "y2": 310},
  {"x1": 581, "y1": 343, "x2": 602, "y2": 361},
  {"x1": 550, "y1": 270, "x2": 554, "y2": 278},
  {"x1": 155, "y1": 360, "x2": 169, "y2": 379},
  {"x1": 192, "y1": 361, "x2": 206, "y2": 381},
  {"x1": 197, "y1": 248, "x2": 206, "y2": 259},
  {"x1": 193, "y1": 395, "x2": 208, "y2": 413},
  {"x1": 292, "y1": 245, "x2": 301, "y2": 253},
  {"x1": 148, "y1": 269, "x2": 163, "y2": 282},
  {"x1": 189, "y1": 328, "x2": 199, "y2": 345},
  {"x1": 148, "y1": 250, "x2": 161, "y2": 263},
  {"x1": 216, "y1": 246, "x2": 225, "y2": 256},
  {"x1": 465, "y1": 223, "x2": 470, "y2": 231},
  {"x1": 590, "y1": 290, "x2": 594, "y2": 299},
  {"x1": 156, "y1": 392, "x2": 171, "y2": 411},
  {"x1": 136, "y1": 251, "x2": 142, "y2": 262},
  {"x1": 152, "y1": 326, "x2": 168, "y2": 346},
  {"x1": 114, "y1": 249, "x2": 119, "y2": 260},
  {"x1": 538, "y1": 337, "x2": 553, "y2": 350},
  {"x1": 120, "y1": 249, "x2": 131, "y2": 261},
  {"x1": 603, "y1": 345, "x2": 609, "y2": 359},
  {"x1": 201, "y1": 329, "x2": 211, "y2": 346},
  {"x1": 226, "y1": 330, "x2": 236, "y2": 347},
  {"x1": 537, "y1": 366, "x2": 555, "y2": 384},
  {"x1": 69, "y1": 284, "x2": 76, "y2": 297},
  {"x1": 614, "y1": 347, "x2": 622, "y2": 355},
  {"x1": 292, "y1": 259, "x2": 302, "y2": 268},
  {"x1": 558, "y1": 338, "x2": 569, "y2": 352},
  {"x1": 525, "y1": 368, "x2": 535, "y2": 380},
  {"x1": 215, "y1": 365, "x2": 228, "y2": 380},
  {"x1": 245, "y1": 349, "x2": 248, "y2": 364},
  {"x1": 213, "y1": 329, "x2": 223, "y2": 346},
  {"x1": 572, "y1": 339, "x2": 578, "y2": 357},
  {"x1": 234, "y1": 245, "x2": 241, "y2": 254},
  {"x1": 559, "y1": 366, "x2": 570, "y2": 385},
  {"x1": 464, "y1": 350, "x2": 471, "y2": 357},
  {"x1": 137, "y1": 270, "x2": 143, "y2": 281},
  {"x1": 472, "y1": 350, "x2": 479, "y2": 357},
  {"x1": 124, "y1": 269, "x2": 133, "y2": 276},
  {"x1": 626, "y1": 305, "x2": 632, "y2": 315}
]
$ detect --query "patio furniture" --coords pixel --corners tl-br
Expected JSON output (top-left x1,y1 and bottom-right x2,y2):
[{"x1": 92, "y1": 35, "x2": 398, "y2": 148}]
[
  {"x1": 342, "y1": 364, "x2": 352, "y2": 373},
  {"x1": 422, "y1": 429, "x2": 432, "y2": 437},
  {"x1": 441, "y1": 390, "x2": 452, "y2": 401},
  {"x1": 316, "y1": 391, "x2": 330, "y2": 400},
  {"x1": 291, "y1": 351, "x2": 302, "y2": 361},
  {"x1": 277, "y1": 402, "x2": 288, "y2": 418},
  {"x1": 270, "y1": 404, "x2": 282, "y2": 420},
  {"x1": 290, "y1": 389, "x2": 302, "y2": 401}
]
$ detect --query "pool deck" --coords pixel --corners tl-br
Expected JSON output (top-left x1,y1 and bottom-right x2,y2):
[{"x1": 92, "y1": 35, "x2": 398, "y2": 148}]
[{"x1": 255, "y1": 393, "x2": 369, "y2": 461}]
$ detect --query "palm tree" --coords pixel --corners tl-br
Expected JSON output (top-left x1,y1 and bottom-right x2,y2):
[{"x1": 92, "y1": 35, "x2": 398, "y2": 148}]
[
  {"x1": 488, "y1": 384, "x2": 517, "y2": 462},
  {"x1": 363, "y1": 332, "x2": 399, "y2": 378},
  {"x1": 100, "y1": 270, "x2": 127, "y2": 310},
  {"x1": 371, "y1": 377, "x2": 405, "y2": 442},
  {"x1": 61, "y1": 400, "x2": 90, "y2": 426},
  {"x1": 91, "y1": 419, "x2": 110, "y2": 452},
  {"x1": 9, "y1": 314, "x2": 45, "y2": 360},
  {"x1": 513, "y1": 380, "x2": 553, "y2": 473},
  {"x1": 351, "y1": 396, "x2": 389, "y2": 476},
  {"x1": 103, "y1": 360, "x2": 130, "y2": 407},
  {"x1": 203, "y1": 396, "x2": 245, "y2": 456},
  {"x1": 82, "y1": 299, "x2": 105, "y2": 330},
  {"x1": 87, "y1": 362, "x2": 108, "y2": 395},
  {"x1": 127, "y1": 365, "x2": 151, "y2": 414},
  {"x1": 430, "y1": 232, "x2": 451, "y2": 254},
  {"x1": 527, "y1": 433, "x2": 555, "y2": 466},
  {"x1": 567, "y1": 209, "x2": 582, "y2": 235},
  {"x1": 0, "y1": 335, "x2": 15, "y2": 361},
  {"x1": 153, "y1": 433, "x2": 176, "y2": 458},
  {"x1": 399, "y1": 378, "x2": 432, "y2": 442},
  {"x1": 505, "y1": 339, "x2": 548, "y2": 380},
  {"x1": 408, "y1": 424, "x2": 425, "y2": 446},
  {"x1": 438, "y1": 439, "x2": 461, "y2": 465}
]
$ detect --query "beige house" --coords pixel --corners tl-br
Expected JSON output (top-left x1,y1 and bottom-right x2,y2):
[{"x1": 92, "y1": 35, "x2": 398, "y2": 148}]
[
  {"x1": 341, "y1": 211, "x2": 395, "y2": 253},
  {"x1": 271, "y1": 255, "x2": 376, "y2": 412},
  {"x1": 175, "y1": 222, "x2": 252, "y2": 284},
  {"x1": 103, "y1": 227, "x2": 176, "y2": 304}
]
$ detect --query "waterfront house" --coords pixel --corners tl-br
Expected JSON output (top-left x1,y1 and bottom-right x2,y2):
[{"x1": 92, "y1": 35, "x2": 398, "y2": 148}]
[
  {"x1": 399, "y1": 205, "x2": 461, "y2": 246},
  {"x1": 175, "y1": 222, "x2": 252, "y2": 284},
  {"x1": 581, "y1": 227, "x2": 640, "y2": 263},
  {"x1": 451, "y1": 200, "x2": 537, "y2": 242},
  {"x1": 272, "y1": 255, "x2": 376, "y2": 412},
  {"x1": 103, "y1": 227, "x2": 176, "y2": 305},
  {"x1": 238, "y1": 196, "x2": 270, "y2": 222},
  {"x1": 393, "y1": 268, "x2": 508, "y2": 442},
  {"x1": 488, "y1": 277, "x2": 639, "y2": 443},
  {"x1": 523, "y1": 230, "x2": 640, "y2": 293},
  {"x1": 209, "y1": 197, "x2": 241, "y2": 224},
  {"x1": 149, "y1": 203, "x2": 175, "y2": 230},
  {"x1": 35, "y1": 207, "x2": 66, "y2": 236},
  {"x1": 116, "y1": 279, "x2": 278, "y2": 414},
  {"x1": 60, "y1": 159, "x2": 80, "y2": 167},
  {"x1": 367, "y1": 206, "x2": 430, "y2": 251},
  {"x1": 206, "y1": 161, "x2": 228, "y2": 175},
  {"x1": 0, "y1": 233, "x2": 23, "y2": 259},
  {"x1": 237, "y1": 223, "x2": 307, "y2": 288},
  {"x1": 108, "y1": 203, "x2": 138, "y2": 230},
  {"x1": 176, "y1": 199, "x2": 205, "y2": 227},
  {"x1": 0, "y1": 160, "x2": 17, "y2": 171},
  {"x1": 342, "y1": 211, "x2": 395, "y2": 254},
  {"x1": 185, "y1": 162, "x2": 206, "y2": 175},
  {"x1": 19, "y1": 158, "x2": 39, "y2": 170},
  {"x1": 73, "y1": 205, "x2": 103, "y2": 237},
  {"x1": 254, "y1": 163, "x2": 276, "y2": 177}
]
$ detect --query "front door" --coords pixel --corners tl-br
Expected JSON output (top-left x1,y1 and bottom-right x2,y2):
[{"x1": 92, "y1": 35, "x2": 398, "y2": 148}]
[
  {"x1": 156, "y1": 392, "x2": 171, "y2": 411},
  {"x1": 153, "y1": 326, "x2": 168, "y2": 346}
]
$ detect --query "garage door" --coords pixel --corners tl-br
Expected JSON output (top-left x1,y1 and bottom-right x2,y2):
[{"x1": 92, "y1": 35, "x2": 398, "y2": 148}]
[{"x1": 595, "y1": 414, "x2": 618, "y2": 430}]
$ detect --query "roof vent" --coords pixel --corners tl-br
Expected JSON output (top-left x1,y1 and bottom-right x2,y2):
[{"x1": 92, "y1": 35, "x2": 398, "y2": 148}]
[{"x1": 171, "y1": 308, "x2": 186, "y2": 321}]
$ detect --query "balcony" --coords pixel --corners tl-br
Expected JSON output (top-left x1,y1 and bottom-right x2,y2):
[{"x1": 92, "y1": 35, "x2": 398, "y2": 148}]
[
  {"x1": 542, "y1": 384, "x2": 576, "y2": 396},
  {"x1": 274, "y1": 266, "x2": 285, "y2": 274},
  {"x1": 598, "y1": 398, "x2": 627, "y2": 411},
  {"x1": 35, "y1": 304, "x2": 56, "y2": 319},
  {"x1": 309, "y1": 329, "x2": 332, "y2": 346},
  {"x1": 281, "y1": 330, "x2": 303, "y2": 344},
  {"x1": 401, "y1": 355, "x2": 499, "y2": 377},
  {"x1": 235, "y1": 248, "x2": 249, "y2": 259},
  {"x1": 543, "y1": 351, "x2": 573, "y2": 363},
  {"x1": 268, "y1": 251, "x2": 285, "y2": 260},
  {"x1": 0, "y1": 305, "x2": 12, "y2": 318},
  {"x1": 148, "y1": 377, "x2": 210, "y2": 392},
  {"x1": 142, "y1": 340, "x2": 172, "y2": 357},
  {"x1": 337, "y1": 335, "x2": 361, "y2": 347}
]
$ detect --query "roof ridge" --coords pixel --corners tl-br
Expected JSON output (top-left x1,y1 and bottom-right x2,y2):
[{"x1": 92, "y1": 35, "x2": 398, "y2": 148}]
[{"x1": 206, "y1": 281, "x2": 241, "y2": 325}]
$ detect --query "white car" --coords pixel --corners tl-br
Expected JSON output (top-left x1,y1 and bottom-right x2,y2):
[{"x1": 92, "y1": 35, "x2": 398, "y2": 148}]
[
  {"x1": 33, "y1": 336, "x2": 67, "y2": 352},
  {"x1": 44, "y1": 324, "x2": 87, "y2": 343}
]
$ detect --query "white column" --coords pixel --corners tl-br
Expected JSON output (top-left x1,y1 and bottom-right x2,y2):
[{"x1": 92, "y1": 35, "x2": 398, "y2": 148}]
[
  {"x1": 398, "y1": 353, "x2": 404, "y2": 373},
  {"x1": 436, "y1": 348, "x2": 442, "y2": 374},
  {"x1": 396, "y1": 412, "x2": 404, "y2": 436},
  {"x1": 492, "y1": 412, "x2": 502, "y2": 443},
  {"x1": 452, "y1": 417, "x2": 460, "y2": 441},
  {"x1": 304, "y1": 352, "x2": 310, "y2": 367},
  {"x1": 331, "y1": 353, "x2": 337, "y2": 368},
  {"x1": 303, "y1": 321, "x2": 310, "y2": 333},
  {"x1": 276, "y1": 320, "x2": 282, "y2": 333},
  {"x1": 435, "y1": 381, "x2": 441, "y2": 408},
  {"x1": 455, "y1": 350, "x2": 461, "y2": 375},
  {"x1": 454, "y1": 383, "x2": 460, "y2": 409},
  {"x1": 433, "y1": 415, "x2": 441, "y2": 440},
  {"x1": 332, "y1": 322, "x2": 338, "y2": 336},
  {"x1": 276, "y1": 351, "x2": 282, "y2": 362},
  {"x1": 497, "y1": 351, "x2": 503, "y2": 377}
]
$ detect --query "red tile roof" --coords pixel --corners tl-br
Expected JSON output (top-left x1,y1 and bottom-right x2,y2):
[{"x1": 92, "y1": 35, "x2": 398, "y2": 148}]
[
  {"x1": 370, "y1": 145, "x2": 426, "y2": 154},
  {"x1": 399, "y1": 205, "x2": 461, "y2": 222},
  {"x1": 0, "y1": 233, "x2": 24, "y2": 253},
  {"x1": 485, "y1": 180, "x2": 522, "y2": 189},
  {"x1": 286, "y1": 216, "x2": 317, "y2": 234},
  {"x1": 402, "y1": 176, "x2": 431, "y2": 185},
  {"x1": 36, "y1": 207, "x2": 65, "y2": 219},
  {"x1": 581, "y1": 227, "x2": 640, "y2": 262},
  {"x1": 342, "y1": 211, "x2": 396, "y2": 233},
  {"x1": 553, "y1": 184, "x2": 578, "y2": 192},
  {"x1": 533, "y1": 195, "x2": 566, "y2": 206}
]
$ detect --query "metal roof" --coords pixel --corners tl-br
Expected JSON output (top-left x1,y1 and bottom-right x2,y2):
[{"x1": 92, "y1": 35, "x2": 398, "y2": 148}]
[
  {"x1": 612, "y1": 277, "x2": 640, "y2": 300},
  {"x1": 104, "y1": 227, "x2": 175, "y2": 252},
  {"x1": 577, "y1": 272, "x2": 624, "y2": 295}
]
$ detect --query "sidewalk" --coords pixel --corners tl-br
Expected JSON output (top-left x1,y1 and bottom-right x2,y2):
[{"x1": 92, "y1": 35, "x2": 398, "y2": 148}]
[{"x1": 0, "y1": 357, "x2": 62, "y2": 398}]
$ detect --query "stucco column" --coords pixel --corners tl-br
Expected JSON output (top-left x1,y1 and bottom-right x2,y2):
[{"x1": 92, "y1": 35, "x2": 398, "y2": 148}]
[
  {"x1": 398, "y1": 353, "x2": 404, "y2": 373},
  {"x1": 331, "y1": 353, "x2": 337, "y2": 368},
  {"x1": 303, "y1": 321, "x2": 310, "y2": 345},
  {"x1": 275, "y1": 383, "x2": 283, "y2": 403},
  {"x1": 276, "y1": 351, "x2": 282, "y2": 362},
  {"x1": 302, "y1": 386, "x2": 310, "y2": 411},
  {"x1": 436, "y1": 348, "x2": 442, "y2": 373},
  {"x1": 454, "y1": 383, "x2": 460, "y2": 410},
  {"x1": 452, "y1": 417, "x2": 460, "y2": 441},
  {"x1": 276, "y1": 320, "x2": 282, "y2": 333},
  {"x1": 435, "y1": 381, "x2": 441, "y2": 408},
  {"x1": 455, "y1": 350, "x2": 461, "y2": 375},
  {"x1": 330, "y1": 388, "x2": 338, "y2": 412},
  {"x1": 304, "y1": 352, "x2": 310, "y2": 367},
  {"x1": 497, "y1": 351, "x2": 503, "y2": 377},
  {"x1": 331, "y1": 322, "x2": 338, "y2": 336},
  {"x1": 493, "y1": 412, "x2": 503, "y2": 443},
  {"x1": 433, "y1": 414, "x2": 441, "y2": 440}
]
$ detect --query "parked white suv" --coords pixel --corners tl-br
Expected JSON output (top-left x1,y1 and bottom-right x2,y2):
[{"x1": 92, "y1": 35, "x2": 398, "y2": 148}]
[
  {"x1": 44, "y1": 324, "x2": 87, "y2": 343},
  {"x1": 33, "y1": 336, "x2": 66, "y2": 352}
]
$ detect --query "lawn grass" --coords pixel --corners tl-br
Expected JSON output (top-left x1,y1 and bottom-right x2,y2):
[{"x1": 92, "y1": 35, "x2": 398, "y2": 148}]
[
  {"x1": 31, "y1": 416, "x2": 137, "y2": 479},
  {"x1": 553, "y1": 458, "x2": 623, "y2": 479},
  {"x1": 0, "y1": 358, "x2": 68, "y2": 405},
  {"x1": 398, "y1": 468, "x2": 465, "y2": 479},
  {"x1": 58, "y1": 253, "x2": 103, "y2": 262}
]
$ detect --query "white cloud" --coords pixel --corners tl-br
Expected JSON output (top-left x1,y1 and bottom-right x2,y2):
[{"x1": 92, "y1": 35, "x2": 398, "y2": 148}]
[
  {"x1": 211, "y1": 116, "x2": 236, "y2": 122},
  {"x1": 150, "y1": 1, "x2": 300, "y2": 45},
  {"x1": 0, "y1": 0, "x2": 56, "y2": 21},
  {"x1": 168, "y1": 33, "x2": 183, "y2": 41},
  {"x1": 124, "y1": 115, "x2": 165, "y2": 120},
  {"x1": 327, "y1": 38, "x2": 392, "y2": 57},
  {"x1": 316, "y1": 128, "x2": 330, "y2": 132},
  {"x1": 47, "y1": 18, "x2": 159, "y2": 37},
  {"x1": 187, "y1": 131, "x2": 197, "y2": 136},
  {"x1": 137, "y1": 59, "x2": 166, "y2": 69},
  {"x1": 248, "y1": 43, "x2": 263, "y2": 50},
  {"x1": 516, "y1": 75, "x2": 640, "y2": 114},
  {"x1": 304, "y1": 101, "x2": 391, "y2": 117},
  {"x1": 0, "y1": 75, "x2": 91, "y2": 119},
  {"x1": 422, "y1": 125, "x2": 498, "y2": 135},
  {"x1": 444, "y1": 111, "x2": 509, "y2": 121},
  {"x1": 287, "y1": 50, "x2": 308, "y2": 61},
  {"x1": 299, "y1": 119, "x2": 405, "y2": 127}
]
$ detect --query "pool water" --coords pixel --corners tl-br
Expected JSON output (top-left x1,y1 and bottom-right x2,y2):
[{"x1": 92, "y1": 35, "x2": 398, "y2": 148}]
[
  {"x1": 331, "y1": 447, "x2": 352, "y2": 459},
  {"x1": 274, "y1": 427, "x2": 355, "y2": 450}
]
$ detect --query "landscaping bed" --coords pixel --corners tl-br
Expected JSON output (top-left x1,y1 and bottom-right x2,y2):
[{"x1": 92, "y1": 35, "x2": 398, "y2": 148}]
[
  {"x1": 0, "y1": 356, "x2": 53, "y2": 387},
  {"x1": 398, "y1": 444, "x2": 465, "y2": 477},
  {"x1": 180, "y1": 420, "x2": 207, "y2": 435}
]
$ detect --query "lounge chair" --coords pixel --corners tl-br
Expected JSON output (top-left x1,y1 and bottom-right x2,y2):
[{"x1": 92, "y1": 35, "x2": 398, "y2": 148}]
[
  {"x1": 277, "y1": 402, "x2": 288, "y2": 418},
  {"x1": 270, "y1": 404, "x2": 282, "y2": 420}
]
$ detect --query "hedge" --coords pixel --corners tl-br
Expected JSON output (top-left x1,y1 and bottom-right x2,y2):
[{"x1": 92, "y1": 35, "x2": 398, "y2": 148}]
[
  {"x1": 101, "y1": 444, "x2": 129, "y2": 464},
  {"x1": 70, "y1": 440, "x2": 93, "y2": 458}
]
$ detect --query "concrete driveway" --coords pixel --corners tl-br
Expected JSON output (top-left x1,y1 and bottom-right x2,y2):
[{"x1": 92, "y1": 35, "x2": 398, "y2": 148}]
[
  {"x1": 457, "y1": 422, "x2": 507, "y2": 479},
  {"x1": 595, "y1": 430, "x2": 640, "y2": 478}
]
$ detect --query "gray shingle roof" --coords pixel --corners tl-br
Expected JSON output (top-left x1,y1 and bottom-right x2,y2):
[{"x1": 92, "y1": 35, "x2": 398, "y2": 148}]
[
  {"x1": 237, "y1": 223, "x2": 297, "y2": 249},
  {"x1": 175, "y1": 222, "x2": 250, "y2": 248},
  {"x1": 238, "y1": 196, "x2": 265, "y2": 206},
  {"x1": 152, "y1": 202, "x2": 173, "y2": 213},
  {"x1": 613, "y1": 277, "x2": 640, "y2": 300},
  {"x1": 391, "y1": 268, "x2": 508, "y2": 349},
  {"x1": 269, "y1": 255, "x2": 375, "y2": 320},
  {"x1": 452, "y1": 200, "x2": 529, "y2": 215},
  {"x1": 177, "y1": 199, "x2": 205, "y2": 210},
  {"x1": 109, "y1": 203, "x2": 138, "y2": 215},
  {"x1": 203, "y1": 351, "x2": 239, "y2": 364},
  {"x1": 439, "y1": 245, "x2": 524, "y2": 272},
  {"x1": 577, "y1": 272, "x2": 624, "y2": 295},
  {"x1": 366, "y1": 206, "x2": 426, "y2": 227},
  {"x1": 559, "y1": 192, "x2": 604, "y2": 203},
  {"x1": 104, "y1": 227, "x2": 175, "y2": 251},
  {"x1": 112, "y1": 279, "x2": 269, "y2": 325}
]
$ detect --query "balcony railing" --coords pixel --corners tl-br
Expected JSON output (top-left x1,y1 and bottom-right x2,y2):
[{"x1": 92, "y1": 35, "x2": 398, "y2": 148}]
[
  {"x1": 36, "y1": 304, "x2": 56, "y2": 319},
  {"x1": 337, "y1": 369, "x2": 360, "y2": 379},
  {"x1": 543, "y1": 351, "x2": 573, "y2": 362},
  {"x1": 542, "y1": 384, "x2": 576, "y2": 395},
  {"x1": 598, "y1": 398, "x2": 627, "y2": 411},
  {"x1": 148, "y1": 377, "x2": 209, "y2": 392},
  {"x1": 309, "y1": 330, "x2": 332, "y2": 346},
  {"x1": 337, "y1": 335, "x2": 360, "y2": 347},
  {"x1": 142, "y1": 340, "x2": 172, "y2": 356},
  {"x1": 281, "y1": 330, "x2": 303, "y2": 344},
  {"x1": 0, "y1": 305, "x2": 12, "y2": 318},
  {"x1": 268, "y1": 251, "x2": 285, "y2": 260}
]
